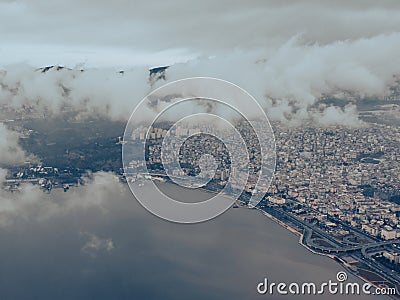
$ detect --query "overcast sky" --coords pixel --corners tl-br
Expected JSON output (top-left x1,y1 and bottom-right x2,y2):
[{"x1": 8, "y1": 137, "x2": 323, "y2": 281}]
[
  {"x1": 1, "y1": 1, "x2": 400, "y2": 126},
  {"x1": 1, "y1": 0, "x2": 400, "y2": 67}
]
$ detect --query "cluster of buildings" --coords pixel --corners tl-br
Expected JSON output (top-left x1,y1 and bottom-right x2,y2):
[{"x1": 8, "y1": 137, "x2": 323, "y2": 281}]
[
  {"x1": 382, "y1": 250, "x2": 400, "y2": 264},
  {"x1": 127, "y1": 121, "x2": 273, "y2": 192},
  {"x1": 270, "y1": 122, "x2": 400, "y2": 240},
  {"x1": 3, "y1": 164, "x2": 81, "y2": 192},
  {"x1": 128, "y1": 121, "x2": 400, "y2": 241}
]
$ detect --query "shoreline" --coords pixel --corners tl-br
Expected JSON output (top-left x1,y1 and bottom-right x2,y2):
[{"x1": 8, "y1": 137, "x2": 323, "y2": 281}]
[{"x1": 249, "y1": 204, "x2": 398, "y2": 299}]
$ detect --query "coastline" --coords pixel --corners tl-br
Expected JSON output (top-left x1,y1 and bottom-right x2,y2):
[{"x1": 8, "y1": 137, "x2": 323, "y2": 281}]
[
  {"x1": 248, "y1": 204, "x2": 397, "y2": 299},
  {"x1": 132, "y1": 177, "x2": 398, "y2": 298}
]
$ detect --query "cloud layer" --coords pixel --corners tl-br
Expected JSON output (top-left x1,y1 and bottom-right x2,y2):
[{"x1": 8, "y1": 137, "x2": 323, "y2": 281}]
[
  {"x1": 1, "y1": 33, "x2": 399, "y2": 125},
  {"x1": 0, "y1": 123, "x2": 31, "y2": 166}
]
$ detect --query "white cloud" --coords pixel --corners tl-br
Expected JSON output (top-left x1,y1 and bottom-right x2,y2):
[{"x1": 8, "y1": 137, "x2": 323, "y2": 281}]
[
  {"x1": 1, "y1": 33, "x2": 399, "y2": 125},
  {"x1": 0, "y1": 123, "x2": 30, "y2": 165},
  {"x1": 80, "y1": 231, "x2": 114, "y2": 257},
  {"x1": 0, "y1": 172, "x2": 119, "y2": 226}
]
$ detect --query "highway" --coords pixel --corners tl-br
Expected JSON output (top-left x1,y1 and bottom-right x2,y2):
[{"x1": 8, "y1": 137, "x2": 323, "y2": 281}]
[{"x1": 263, "y1": 202, "x2": 400, "y2": 288}]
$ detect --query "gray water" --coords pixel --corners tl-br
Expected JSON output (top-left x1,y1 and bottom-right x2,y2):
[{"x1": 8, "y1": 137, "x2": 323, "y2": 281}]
[{"x1": 0, "y1": 180, "x2": 385, "y2": 299}]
